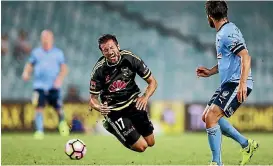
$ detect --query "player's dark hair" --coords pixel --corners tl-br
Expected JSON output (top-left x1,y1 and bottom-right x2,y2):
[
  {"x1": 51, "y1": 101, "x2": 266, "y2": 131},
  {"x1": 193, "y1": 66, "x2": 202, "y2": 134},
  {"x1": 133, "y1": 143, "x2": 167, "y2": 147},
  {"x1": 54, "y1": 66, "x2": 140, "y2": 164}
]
[
  {"x1": 98, "y1": 34, "x2": 118, "y2": 50},
  {"x1": 205, "y1": 0, "x2": 228, "y2": 21}
]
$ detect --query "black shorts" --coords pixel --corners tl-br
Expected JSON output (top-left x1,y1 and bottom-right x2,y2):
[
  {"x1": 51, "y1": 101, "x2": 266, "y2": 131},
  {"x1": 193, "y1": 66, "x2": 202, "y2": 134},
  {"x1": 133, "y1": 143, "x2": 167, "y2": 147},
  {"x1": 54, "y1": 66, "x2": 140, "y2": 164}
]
[
  {"x1": 33, "y1": 89, "x2": 62, "y2": 109},
  {"x1": 208, "y1": 82, "x2": 252, "y2": 118},
  {"x1": 106, "y1": 102, "x2": 154, "y2": 146}
]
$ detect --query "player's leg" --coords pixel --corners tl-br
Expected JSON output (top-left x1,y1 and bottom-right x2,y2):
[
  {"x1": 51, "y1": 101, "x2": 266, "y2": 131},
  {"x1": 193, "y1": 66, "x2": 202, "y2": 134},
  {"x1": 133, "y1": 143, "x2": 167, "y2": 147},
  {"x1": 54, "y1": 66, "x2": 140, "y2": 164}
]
[
  {"x1": 215, "y1": 84, "x2": 258, "y2": 165},
  {"x1": 202, "y1": 87, "x2": 223, "y2": 165},
  {"x1": 130, "y1": 109, "x2": 155, "y2": 147},
  {"x1": 102, "y1": 119, "x2": 131, "y2": 149},
  {"x1": 144, "y1": 134, "x2": 155, "y2": 147},
  {"x1": 130, "y1": 136, "x2": 148, "y2": 152},
  {"x1": 205, "y1": 104, "x2": 224, "y2": 165},
  {"x1": 48, "y1": 89, "x2": 70, "y2": 136},
  {"x1": 202, "y1": 105, "x2": 209, "y2": 123},
  {"x1": 103, "y1": 118, "x2": 148, "y2": 152},
  {"x1": 212, "y1": 83, "x2": 248, "y2": 147},
  {"x1": 32, "y1": 89, "x2": 46, "y2": 139},
  {"x1": 208, "y1": 82, "x2": 258, "y2": 165},
  {"x1": 202, "y1": 87, "x2": 221, "y2": 123},
  {"x1": 103, "y1": 114, "x2": 148, "y2": 152},
  {"x1": 218, "y1": 117, "x2": 248, "y2": 146},
  {"x1": 204, "y1": 106, "x2": 248, "y2": 146},
  {"x1": 203, "y1": 89, "x2": 246, "y2": 140}
]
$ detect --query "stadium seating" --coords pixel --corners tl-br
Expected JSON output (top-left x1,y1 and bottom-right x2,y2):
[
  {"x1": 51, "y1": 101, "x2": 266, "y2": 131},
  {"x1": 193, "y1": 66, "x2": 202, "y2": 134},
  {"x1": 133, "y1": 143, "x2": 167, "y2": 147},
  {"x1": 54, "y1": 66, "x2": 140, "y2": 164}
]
[{"x1": 1, "y1": 1, "x2": 273, "y2": 103}]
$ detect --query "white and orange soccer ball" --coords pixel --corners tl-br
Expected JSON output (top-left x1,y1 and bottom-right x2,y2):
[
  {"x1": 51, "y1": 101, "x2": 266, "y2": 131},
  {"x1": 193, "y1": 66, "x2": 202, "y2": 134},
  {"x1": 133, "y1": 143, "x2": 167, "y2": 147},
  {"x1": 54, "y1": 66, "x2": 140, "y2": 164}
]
[{"x1": 65, "y1": 139, "x2": 87, "y2": 160}]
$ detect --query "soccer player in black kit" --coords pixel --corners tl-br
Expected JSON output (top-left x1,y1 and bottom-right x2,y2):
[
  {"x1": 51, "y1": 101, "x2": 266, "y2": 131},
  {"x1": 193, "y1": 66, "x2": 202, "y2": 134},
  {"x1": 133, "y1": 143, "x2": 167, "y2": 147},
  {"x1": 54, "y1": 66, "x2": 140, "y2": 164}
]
[{"x1": 89, "y1": 34, "x2": 158, "y2": 152}]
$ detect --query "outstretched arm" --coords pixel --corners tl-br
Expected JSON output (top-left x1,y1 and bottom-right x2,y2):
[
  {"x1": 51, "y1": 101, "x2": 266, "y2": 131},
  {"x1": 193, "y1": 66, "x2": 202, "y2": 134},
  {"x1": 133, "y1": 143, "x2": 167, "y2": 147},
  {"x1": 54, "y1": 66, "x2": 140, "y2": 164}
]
[
  {"x1": 196, "y1": 65, "x2": 218, "y2": 78},
  {"x1": 209, "y1": 64, "x2": 219, "y2": 76}
]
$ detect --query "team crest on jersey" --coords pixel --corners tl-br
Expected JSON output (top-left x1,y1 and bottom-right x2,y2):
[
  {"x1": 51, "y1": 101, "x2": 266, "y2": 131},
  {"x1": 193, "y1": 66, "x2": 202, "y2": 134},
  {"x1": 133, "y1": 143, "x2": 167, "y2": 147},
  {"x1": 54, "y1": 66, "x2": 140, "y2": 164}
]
[
  {"x1": 108, "y1": 80, "x2": 128, "y2": 92},
  {"x1": 222, "y1": 91, "x2": 229, "y2": 97},
  {"x1": 121, "y1": 66, "x2": 132, "y2": 78}
]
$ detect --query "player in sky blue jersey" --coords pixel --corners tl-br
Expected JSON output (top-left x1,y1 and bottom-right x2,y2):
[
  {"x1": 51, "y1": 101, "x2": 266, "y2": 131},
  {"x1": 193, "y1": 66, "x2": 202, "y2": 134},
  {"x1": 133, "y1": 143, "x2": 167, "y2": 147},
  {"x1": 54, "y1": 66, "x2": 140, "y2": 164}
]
[
  {"x1": 196, "y1": 1, "x2": 259, "y2": 165},
  {"x1": 22, "y1": 30, "x2": 69, "y2": 139}
]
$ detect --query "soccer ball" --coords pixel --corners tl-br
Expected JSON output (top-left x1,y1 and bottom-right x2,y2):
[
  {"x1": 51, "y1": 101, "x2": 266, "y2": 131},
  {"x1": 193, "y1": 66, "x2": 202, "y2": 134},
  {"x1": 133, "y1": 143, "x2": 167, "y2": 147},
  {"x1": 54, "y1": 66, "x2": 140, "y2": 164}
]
[{"x1": 65, "y1": 139, "x2": 87, "y2": 160}]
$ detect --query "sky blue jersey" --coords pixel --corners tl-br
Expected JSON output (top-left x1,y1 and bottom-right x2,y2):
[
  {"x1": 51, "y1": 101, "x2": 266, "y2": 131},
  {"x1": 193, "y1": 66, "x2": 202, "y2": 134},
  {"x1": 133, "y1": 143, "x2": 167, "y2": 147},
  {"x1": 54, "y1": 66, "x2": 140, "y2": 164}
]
[
  {"x1": 29, "y1": 46, "x2": 65, "y2": 91},
  {"x1": 216, "y1": 22, "x2": 253, "y2": 89}
]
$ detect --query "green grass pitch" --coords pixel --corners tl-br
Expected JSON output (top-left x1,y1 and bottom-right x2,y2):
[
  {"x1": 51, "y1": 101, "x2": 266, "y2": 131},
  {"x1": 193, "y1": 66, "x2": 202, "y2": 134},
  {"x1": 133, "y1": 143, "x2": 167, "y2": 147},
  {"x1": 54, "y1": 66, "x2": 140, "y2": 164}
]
[{"x1": 1, "y1": 133, "x2": 273, "y2": 165}]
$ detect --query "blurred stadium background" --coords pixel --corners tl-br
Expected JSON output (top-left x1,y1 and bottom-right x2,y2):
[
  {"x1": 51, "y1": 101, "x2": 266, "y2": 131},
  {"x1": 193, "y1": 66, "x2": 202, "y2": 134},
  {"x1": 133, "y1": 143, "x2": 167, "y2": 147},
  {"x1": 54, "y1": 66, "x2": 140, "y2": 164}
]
[{"x1": 1, "y1": 1, "x2": 273, "y2": 165}]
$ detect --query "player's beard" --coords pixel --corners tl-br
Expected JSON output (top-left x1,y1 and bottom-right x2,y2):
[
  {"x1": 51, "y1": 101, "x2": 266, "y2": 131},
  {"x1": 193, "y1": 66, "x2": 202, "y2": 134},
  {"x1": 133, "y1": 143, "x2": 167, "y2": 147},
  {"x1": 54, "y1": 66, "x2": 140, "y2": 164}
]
[{"x1": 208, "y1": 17, "x2": 215, "y2": 28}]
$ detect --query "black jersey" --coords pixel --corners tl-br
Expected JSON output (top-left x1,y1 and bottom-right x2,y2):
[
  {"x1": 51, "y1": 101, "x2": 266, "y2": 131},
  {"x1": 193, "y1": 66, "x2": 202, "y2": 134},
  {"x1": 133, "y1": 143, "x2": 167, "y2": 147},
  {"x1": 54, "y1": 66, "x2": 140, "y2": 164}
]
[{"x1": 89, "y1": 50, "x2": 152, "y2": 111}]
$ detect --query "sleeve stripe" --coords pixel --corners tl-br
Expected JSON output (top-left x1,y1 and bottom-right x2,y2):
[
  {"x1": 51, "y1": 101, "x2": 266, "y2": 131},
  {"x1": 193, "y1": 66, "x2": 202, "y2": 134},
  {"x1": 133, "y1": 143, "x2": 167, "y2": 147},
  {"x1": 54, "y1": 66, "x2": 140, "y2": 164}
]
[
  {"x1": 120, "y1": 50, "x2": 141, "y2": 61},
  {"x1": 230, "y1": 43, "x2": 243, "y2": 52},
  {"x1": 142, "y1": 70, "x2": 151, "y2": 79},
  {"x1": 90, "y1": 90, "x2": 100, "y2": 95},
  {"x1": 234, "y1": 46, "x2": 245, "y2": 55},
  {"x1": 90, "y1": 59, "x2": 105, "y2": 78},
  {"x1": 90, "y1": 64, "x2": 103, "y2": 78}
]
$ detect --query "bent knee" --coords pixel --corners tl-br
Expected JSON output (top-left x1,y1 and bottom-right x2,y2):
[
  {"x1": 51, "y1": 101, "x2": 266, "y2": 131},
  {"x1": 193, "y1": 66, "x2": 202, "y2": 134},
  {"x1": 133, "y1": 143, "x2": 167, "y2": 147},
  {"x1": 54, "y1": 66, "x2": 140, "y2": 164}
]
[
  {"x1": 144, "y1": 134, "x2": 155, "y2": 147},
  {"x1": 132, "y1": 139, "x2": 148, "y2": 152},
  {"x1": 134, "y1": 143, "x2": 148, "y2": 152},
  {"x1": 202, "y1": 105, "x2": 210, "y2": 123},
  {"x1": 205, "y1": 106, "x2": 224, "y2": 127},
  {"x1": 147, "y1": 139, "x2": 155, "y2": 147},
  {"x1": 205, "y1": 108, "x2": 215, "y2": 122}
]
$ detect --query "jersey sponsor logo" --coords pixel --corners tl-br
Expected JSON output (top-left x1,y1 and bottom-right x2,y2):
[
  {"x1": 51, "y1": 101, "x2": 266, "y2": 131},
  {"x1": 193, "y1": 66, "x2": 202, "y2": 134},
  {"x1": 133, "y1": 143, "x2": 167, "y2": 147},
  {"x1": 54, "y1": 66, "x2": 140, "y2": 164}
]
[
  {"x1": 108, "y1": 80, "x2": 128, "y2": 92},
  {"x1": 123, "y1": 126, "x2": 135, "y2": 136}
]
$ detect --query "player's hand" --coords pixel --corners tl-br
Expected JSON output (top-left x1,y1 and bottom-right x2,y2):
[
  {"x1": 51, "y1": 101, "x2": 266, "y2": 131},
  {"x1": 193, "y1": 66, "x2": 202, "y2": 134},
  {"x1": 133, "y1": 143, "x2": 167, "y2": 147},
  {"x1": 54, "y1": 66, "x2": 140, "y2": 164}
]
[
  {"x1": 136, "y1": 96, "x2": 148, "y2": 111},
  {"x1": 196, "y1": 66, "x2": 211, "y2": 77},
  {"x1": 54, "y1": 78, "x2": 63, "y2": 88},
  {"x1": 99, "y1": 102, "x2": 111, "y2": 116},
  {"x1": 237, "y1": 82, "x2": 247, "y2": 103},
  {"x1": 22, "y1": 72, "x2": 30, "y2": 81}
]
